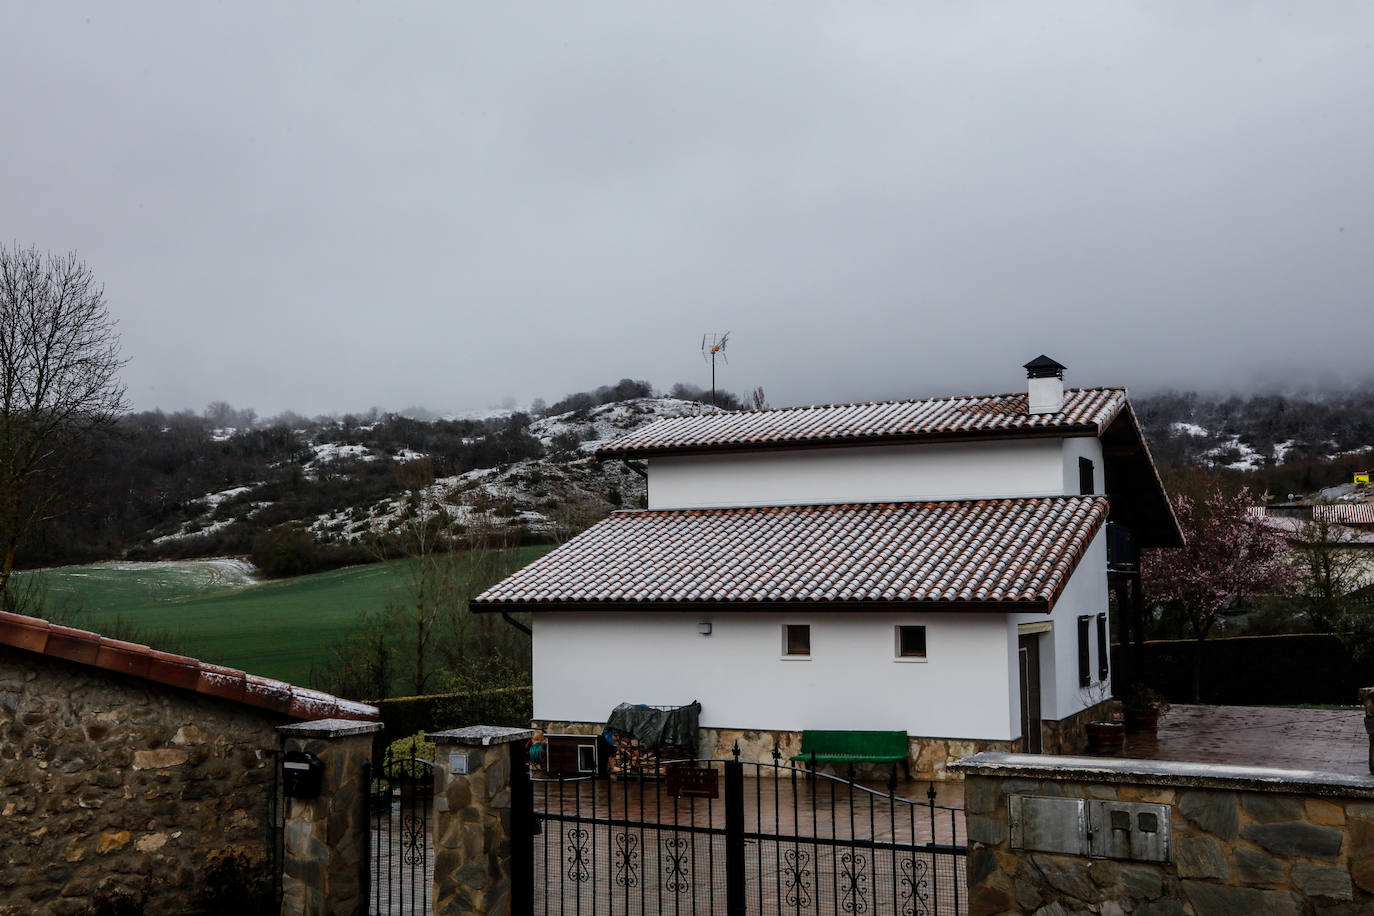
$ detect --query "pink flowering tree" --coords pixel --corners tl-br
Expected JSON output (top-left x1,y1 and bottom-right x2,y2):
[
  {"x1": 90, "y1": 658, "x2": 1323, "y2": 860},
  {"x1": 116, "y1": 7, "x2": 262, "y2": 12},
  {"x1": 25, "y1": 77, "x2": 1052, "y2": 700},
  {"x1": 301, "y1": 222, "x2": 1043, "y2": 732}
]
[{"x1": 1142, "y1": 485, "x2": 1295, "y2": 701}]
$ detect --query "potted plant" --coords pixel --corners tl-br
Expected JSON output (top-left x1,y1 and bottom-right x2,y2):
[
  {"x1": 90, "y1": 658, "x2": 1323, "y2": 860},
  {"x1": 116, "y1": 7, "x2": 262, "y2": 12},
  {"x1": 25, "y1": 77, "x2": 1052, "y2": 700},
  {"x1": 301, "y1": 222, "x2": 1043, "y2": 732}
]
[
  {"x1": 1122, "y1": 684, "x2": 1170, "y2": 733},
  {"x1": 1084, "y1": 719, "x2": 1125, "y2": 753}
]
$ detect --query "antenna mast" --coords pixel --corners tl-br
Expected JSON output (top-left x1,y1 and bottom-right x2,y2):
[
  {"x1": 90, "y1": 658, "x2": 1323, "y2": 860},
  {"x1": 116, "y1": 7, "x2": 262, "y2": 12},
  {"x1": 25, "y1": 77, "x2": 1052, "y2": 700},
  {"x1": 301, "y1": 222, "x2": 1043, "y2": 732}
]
[{"x1": 701, "y1": 332, "x2": 730, "y2": 407}]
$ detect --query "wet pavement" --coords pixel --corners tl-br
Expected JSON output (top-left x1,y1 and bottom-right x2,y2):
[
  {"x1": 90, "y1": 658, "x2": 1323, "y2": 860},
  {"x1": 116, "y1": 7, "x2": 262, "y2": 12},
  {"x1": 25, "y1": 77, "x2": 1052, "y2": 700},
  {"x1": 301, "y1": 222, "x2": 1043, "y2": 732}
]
[{"x1": 1087, "y1": 704, "x2": 1370, "y2": 776}]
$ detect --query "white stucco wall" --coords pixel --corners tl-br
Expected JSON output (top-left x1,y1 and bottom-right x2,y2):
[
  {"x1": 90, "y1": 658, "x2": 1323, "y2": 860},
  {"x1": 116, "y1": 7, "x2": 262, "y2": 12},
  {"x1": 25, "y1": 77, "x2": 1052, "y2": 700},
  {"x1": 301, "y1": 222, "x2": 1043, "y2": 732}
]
[
  {"x1": 647, "y1": 439, "x2": 1067, "y2": 510},
  {"x1": 1061, "y1": 437, "x2": 1105, "y2": 496},
  {"x1": 1004, "y1": 526, "x2": 1111, "y2": 730},
  {"x1": 532, "y1": 610, "x2": 1017, "y2": 739}
]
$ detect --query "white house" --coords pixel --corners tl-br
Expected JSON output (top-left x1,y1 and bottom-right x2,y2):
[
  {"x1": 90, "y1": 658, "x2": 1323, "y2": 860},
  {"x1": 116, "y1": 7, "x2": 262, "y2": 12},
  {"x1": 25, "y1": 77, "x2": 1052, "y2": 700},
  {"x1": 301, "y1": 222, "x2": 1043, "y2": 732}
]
[{"x1": 474, "y1": 358, "x2": 1182, "y2": 777}]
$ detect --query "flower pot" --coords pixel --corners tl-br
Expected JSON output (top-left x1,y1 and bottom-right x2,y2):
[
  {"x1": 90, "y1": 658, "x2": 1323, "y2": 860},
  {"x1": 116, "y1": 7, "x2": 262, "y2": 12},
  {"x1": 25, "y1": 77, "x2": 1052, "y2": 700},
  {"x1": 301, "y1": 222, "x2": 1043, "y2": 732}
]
[
  {"x1": 1085, "y1": 720, "x2": 1125, "y2": 753},
  {"x1": 1124, "y1": 706, "x2": 1161, "y2": 733}
]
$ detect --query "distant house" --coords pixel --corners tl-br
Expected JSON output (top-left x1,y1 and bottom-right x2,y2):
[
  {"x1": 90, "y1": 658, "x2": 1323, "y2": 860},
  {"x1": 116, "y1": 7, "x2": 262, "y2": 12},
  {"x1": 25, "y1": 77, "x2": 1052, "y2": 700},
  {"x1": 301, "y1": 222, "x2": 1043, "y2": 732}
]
[{"x1": 473, "y1": 358, "x2": 1182, "y2": 777}]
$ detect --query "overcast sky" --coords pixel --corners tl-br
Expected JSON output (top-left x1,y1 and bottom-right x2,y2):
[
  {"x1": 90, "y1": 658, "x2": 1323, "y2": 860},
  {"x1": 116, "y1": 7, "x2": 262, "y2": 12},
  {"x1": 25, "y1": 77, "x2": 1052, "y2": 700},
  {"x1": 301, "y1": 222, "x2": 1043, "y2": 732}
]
[{"x1": 4, "y1": 3, "x2": 1372, "y2": 417}]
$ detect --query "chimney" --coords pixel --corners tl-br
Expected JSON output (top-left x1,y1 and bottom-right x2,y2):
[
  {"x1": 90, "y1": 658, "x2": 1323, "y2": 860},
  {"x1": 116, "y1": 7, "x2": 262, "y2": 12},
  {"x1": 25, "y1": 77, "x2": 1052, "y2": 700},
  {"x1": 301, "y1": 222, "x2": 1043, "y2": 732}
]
[{"x1": 1024, "y1": 355, "x2": 1067, "y2": 415}]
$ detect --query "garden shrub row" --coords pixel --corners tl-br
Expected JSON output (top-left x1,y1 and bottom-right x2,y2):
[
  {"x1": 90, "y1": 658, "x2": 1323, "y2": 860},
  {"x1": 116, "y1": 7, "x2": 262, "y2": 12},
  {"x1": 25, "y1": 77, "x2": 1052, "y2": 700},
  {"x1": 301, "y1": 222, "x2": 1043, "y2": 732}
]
[{"x1": 1112, "y1": 633, "x2": 1366, "y2": 706}]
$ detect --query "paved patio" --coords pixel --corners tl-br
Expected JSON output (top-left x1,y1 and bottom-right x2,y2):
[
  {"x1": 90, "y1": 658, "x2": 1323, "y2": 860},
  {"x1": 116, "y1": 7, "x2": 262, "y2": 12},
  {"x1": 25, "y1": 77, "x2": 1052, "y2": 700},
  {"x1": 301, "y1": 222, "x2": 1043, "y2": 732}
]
[{"x1": 1090, "y1": 704, "x2": 1370, "y2": 775}]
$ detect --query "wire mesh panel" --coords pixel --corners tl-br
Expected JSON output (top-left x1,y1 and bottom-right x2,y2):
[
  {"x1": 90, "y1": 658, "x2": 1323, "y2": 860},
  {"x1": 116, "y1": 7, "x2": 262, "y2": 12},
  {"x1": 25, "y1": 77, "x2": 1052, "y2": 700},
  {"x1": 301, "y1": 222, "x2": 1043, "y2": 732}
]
[{"x1": 527, "y1": 751, "x2": 966, "y2": 916}]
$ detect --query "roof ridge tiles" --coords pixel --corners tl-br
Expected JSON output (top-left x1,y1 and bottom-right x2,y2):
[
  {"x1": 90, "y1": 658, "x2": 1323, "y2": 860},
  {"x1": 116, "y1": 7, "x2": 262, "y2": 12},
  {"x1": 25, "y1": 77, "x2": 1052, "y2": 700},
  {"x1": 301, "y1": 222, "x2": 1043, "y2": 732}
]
[{"x1": 0, "y1": 609, "x2": 378, "y2": 723}]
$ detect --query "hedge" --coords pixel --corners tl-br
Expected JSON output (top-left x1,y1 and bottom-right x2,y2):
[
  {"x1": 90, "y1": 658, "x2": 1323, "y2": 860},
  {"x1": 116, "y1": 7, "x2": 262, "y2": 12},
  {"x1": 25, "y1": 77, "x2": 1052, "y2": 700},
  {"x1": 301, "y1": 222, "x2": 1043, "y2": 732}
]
[
  {"x1": 1111, "y1": 633, "x2": 1368, "y2": 706},
  {"x1": 371, "y1": 685, "x2": 533, "y2": 743}
]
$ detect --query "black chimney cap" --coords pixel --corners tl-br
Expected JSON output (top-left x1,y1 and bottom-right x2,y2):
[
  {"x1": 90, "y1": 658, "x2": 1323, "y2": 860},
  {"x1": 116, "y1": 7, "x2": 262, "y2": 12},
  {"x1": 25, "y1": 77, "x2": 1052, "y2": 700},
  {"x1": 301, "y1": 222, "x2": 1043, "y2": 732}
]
[{"x1": 1023, "y1": 355, "x2": 1066, "y2": 379}]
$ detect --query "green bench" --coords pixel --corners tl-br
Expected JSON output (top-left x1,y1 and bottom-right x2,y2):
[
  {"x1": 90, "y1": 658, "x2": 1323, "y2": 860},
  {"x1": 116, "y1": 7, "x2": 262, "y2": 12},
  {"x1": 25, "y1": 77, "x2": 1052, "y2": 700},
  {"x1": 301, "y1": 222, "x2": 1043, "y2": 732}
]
[{"x1": 790, "y1": 730, "x2": 911, "y2": 779}]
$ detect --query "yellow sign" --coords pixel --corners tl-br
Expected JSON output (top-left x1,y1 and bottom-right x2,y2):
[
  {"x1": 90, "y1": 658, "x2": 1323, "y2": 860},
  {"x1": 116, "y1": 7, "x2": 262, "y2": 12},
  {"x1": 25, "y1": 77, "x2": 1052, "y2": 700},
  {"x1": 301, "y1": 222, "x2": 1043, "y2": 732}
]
[{"x1": 1358, "y1": 473, "x2": 1371, "y2": 484}]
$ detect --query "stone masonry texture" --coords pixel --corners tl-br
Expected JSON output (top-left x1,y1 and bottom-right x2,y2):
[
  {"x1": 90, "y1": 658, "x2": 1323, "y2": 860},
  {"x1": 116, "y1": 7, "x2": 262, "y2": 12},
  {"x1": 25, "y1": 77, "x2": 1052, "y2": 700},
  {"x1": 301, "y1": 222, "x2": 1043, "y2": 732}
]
[
  {"x1": 0, "y1": 646, "x2": 286, "y2": 916},
  {"x1": 429, "y1": 728, "x2": 533, "y2": 916},
  {"x1": 958, "y1": 763, "x2": 1374, "y2": 915},
  {"x1": 278, "y1": 725, "x2": 376, "y2": 916}
]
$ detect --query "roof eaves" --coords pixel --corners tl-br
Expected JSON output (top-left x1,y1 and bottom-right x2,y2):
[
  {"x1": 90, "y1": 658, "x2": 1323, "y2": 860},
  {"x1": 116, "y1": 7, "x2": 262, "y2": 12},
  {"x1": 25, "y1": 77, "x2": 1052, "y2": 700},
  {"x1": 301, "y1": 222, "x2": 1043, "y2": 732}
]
[
  {"x1": 471, "y1": 597, "x2": 1053, "y2": 614},
  {"x1": 595, "y1": 422, "x2": 1106, "y2": 461}
]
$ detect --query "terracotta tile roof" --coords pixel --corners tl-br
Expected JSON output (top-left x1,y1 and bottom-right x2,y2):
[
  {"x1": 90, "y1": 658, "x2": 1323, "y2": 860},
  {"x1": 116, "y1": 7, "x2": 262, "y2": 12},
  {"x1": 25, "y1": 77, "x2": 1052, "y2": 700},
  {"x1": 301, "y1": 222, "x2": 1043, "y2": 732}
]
[
  {"x1": 473, "y1": 496, "x2": 1108, "y2": 612},
  {"x1": 0, "y1": 611, "x2": 379, "y2": 722},
  {"x1": 1315, "y1": 503, "x2": 1374, "y2": 525},
  {"x1": 596, "y1": 388, "x2": 1128, "y2": 459}
]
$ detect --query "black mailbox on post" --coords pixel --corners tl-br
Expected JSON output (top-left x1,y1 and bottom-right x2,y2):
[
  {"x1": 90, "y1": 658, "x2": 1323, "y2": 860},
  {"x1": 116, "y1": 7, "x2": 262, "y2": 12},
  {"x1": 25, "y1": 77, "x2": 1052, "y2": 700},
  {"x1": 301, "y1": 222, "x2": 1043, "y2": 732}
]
[{"x1": 282, "y1": 751, "x2": 324, "y2": 799}]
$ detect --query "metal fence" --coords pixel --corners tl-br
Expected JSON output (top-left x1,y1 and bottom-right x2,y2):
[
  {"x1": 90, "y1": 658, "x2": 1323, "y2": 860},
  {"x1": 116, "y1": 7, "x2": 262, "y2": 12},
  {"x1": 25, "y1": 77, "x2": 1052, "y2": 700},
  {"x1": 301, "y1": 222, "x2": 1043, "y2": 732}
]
[
  {"x1": 528, "y1": 748, "x2": 966, "y2": 916},
  {"x1": 366, "y1": 742, "x2": 435, "y2": 916}
]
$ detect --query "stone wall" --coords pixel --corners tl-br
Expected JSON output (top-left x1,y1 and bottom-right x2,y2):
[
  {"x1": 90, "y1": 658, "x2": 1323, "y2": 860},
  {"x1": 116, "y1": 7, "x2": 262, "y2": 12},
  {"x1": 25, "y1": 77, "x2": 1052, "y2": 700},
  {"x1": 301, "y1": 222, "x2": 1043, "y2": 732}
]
[
  {"x1": 0, "y1": 646, "x2": 285, "y2": 915},
  {"x1": 534, "y1": 719, "x2": 1021, "y2": 780},
  {"x1": 429, "y1": 726, "x2": 535, "y2": 916},
  {"x1": 953, "y1": 752, "x2": 1374, "y2": 915},
  {"x1": 1040, "y1": 697, "x2": 1117, "y2": 756}
]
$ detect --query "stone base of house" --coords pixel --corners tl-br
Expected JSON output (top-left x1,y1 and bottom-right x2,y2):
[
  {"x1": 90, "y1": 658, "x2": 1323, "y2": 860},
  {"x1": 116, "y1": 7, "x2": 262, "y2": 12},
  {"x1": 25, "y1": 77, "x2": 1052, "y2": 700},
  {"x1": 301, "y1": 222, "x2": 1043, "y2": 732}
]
[
  {"x1": 534, "y1": 720, "x2": 1043, "y2": 782},
  {"x1": 1040, "y1": 697, "x2": 1119, "y2": 755}
]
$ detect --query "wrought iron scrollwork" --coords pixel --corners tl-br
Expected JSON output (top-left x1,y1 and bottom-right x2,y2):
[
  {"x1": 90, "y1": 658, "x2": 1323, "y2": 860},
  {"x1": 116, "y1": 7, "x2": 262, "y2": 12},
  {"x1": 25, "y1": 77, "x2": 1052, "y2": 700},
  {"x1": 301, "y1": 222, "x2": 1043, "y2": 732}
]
[
  {"x1": 899, "y1": 855, "x2": 930, "y2": 916},
  {"x1": 566, "y1": 827, "x2": 591, "y2": 883},
  {"x1": 662, "y1": 836, "x2": 691, "y2": 894},
  {"x1": 780, "y1": 847, "x2": 812, "y2": 908},
  {"x1": 614, "y1": 832, "x2": 639, "y2": 888},
  {"x1": 840, "y1": 850, "x2": 869, "y2": 913},
  {"x1": 400, "y1": 814, "x2": 426, "y2": 867}
]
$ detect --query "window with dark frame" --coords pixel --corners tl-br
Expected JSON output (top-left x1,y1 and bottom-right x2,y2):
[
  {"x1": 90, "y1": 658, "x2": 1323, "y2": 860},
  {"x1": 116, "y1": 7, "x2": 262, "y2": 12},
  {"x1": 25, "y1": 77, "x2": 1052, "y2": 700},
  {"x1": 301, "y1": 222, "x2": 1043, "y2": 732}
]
[
  {"x1": 1096, "y1": 613, "x2": 1109, "y2": 681},
  {"x1": 1077, "y1": 615, "x2": 1091, "y2": 687},
  {"x1": 896, "y1": 625, "x2": 927, "y2": 659},
  {"x1": 784, "y1": 624, "x2": 810, "y2": 657},
  {"x1": 1078, "y1": 456, "x2": 1095, "y2": 496}
]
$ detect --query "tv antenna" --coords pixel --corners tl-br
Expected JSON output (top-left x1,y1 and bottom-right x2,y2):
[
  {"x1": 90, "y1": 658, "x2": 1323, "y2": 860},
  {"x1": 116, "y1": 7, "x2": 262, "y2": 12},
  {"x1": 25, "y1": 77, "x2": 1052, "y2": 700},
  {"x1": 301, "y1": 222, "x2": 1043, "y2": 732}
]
[{"x1": 701, "y1": 332, "x2": 730, "y2": 407}]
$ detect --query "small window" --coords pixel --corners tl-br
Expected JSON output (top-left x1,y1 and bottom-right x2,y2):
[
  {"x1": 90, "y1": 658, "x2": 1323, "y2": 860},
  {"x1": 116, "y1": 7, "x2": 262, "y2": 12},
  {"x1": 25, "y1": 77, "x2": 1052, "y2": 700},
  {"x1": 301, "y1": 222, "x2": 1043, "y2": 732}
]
[
  {"x1": 896, "y1": 625, "x2": 927, "y2": 659},
  {"x1": 1097, "y1": 613, "x2": 1110, "y2": 681},
  {"x1": 1077, "y1": 616, "x2": 1091, "y2": 687},
  {"x1": 1078, "y1": 457, "x2": 1095, "y2": 496},
  {"x1": 783, "y1": 624, "x2": 810, "y2": 657}
]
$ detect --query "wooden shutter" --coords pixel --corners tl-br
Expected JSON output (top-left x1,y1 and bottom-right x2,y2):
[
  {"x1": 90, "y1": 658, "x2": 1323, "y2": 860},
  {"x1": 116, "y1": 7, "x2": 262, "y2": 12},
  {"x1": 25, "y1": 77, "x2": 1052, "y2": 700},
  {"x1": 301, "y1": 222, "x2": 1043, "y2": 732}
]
[{"x1": 1077, "y1": 616, "x2": 1091, "y2": 687}]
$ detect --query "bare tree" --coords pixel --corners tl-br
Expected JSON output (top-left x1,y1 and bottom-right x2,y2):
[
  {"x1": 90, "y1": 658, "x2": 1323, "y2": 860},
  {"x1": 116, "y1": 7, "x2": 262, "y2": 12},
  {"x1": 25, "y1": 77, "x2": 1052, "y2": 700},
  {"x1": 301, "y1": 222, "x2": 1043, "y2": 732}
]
[
  {"x1": 1296, "y1": 505, "x2": 1370, "y2": 631},
  {"x1": 0, "y1": 246, "x2": 127, "y2": 606}
]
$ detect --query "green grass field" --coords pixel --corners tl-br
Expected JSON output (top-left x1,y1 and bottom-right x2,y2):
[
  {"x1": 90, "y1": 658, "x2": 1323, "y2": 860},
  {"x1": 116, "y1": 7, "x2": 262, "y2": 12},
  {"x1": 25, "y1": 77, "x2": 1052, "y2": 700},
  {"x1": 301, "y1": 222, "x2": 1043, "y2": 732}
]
[{"x1": 16, "y1": 547, "x2": 549, "y2": 688}]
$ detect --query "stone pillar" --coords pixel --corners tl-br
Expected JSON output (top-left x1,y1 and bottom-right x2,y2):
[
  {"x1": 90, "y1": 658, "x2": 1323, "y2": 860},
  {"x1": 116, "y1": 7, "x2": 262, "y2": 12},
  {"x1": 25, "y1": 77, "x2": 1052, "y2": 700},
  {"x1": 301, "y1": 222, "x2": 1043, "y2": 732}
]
[
  {"x1": 428, "y1": 725, "x2": 535, "y2": 916},
  {"x1": 1362, "y1": 688, "x2": 1374, "y2": 774},
  {"x1": 277, "y1": 718, "x2": 383, "y2": 916}
]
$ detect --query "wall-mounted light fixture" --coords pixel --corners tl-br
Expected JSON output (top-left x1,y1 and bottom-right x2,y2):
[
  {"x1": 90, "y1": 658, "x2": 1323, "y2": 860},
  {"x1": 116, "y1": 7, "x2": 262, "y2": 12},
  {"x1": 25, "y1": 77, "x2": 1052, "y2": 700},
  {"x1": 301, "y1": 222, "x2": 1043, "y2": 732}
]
[{"x1": 698, "y1": 621, "x2": 712, "y2": 636}]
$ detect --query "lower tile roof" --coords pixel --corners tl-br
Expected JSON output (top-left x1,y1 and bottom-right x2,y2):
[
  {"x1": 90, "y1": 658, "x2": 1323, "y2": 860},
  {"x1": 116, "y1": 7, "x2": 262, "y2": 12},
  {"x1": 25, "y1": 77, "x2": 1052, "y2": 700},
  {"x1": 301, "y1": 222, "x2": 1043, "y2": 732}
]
[
  {"x1": 472, "y1": 496, "x2": 1108, "y2": 612},
  {"x1": 0, "y1": 611, "x2": 380, "y2": 722}
]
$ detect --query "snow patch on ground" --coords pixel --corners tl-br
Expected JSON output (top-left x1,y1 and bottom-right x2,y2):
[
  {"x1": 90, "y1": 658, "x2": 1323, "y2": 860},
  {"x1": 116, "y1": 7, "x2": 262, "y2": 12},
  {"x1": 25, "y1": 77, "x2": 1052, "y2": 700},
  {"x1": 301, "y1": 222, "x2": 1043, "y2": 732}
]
[
  {"x1": 308, "y1": 442, "x2": 376, "y2": 466},
  {"x1": 530, "y1": 398, "x2": 720, "y2": 453},
  {"x1": 1170, "y1": 422, "x2": 1210, "y2": 437},
  {"x1": 152, "y1": 518, "x2": 237, "y2": 545},
  {"x1": 199, "y1": 485, "x2": 256, "y2": 508},
  {"x1": 1272, "y1": 440, "x2": 1297, "y2": 464},
  {"x1": 1203, "y1": 435, "x2": 1264, "y2": 471}
]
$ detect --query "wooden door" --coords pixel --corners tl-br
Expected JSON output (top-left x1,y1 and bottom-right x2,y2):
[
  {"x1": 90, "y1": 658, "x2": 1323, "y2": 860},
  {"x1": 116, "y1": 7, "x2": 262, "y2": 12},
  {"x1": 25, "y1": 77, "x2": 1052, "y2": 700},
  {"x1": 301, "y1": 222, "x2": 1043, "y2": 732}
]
[{"x1": 1019, "y1": 633, "x2": 1043, "y2": 754}]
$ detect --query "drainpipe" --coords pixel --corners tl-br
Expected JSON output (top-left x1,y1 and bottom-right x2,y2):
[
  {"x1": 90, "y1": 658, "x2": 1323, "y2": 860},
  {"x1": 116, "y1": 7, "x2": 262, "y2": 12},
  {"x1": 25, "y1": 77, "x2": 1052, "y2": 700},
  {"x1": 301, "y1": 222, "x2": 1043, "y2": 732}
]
[{"x1": 501, "y1": 609, "x2": 532, "y2": 637}]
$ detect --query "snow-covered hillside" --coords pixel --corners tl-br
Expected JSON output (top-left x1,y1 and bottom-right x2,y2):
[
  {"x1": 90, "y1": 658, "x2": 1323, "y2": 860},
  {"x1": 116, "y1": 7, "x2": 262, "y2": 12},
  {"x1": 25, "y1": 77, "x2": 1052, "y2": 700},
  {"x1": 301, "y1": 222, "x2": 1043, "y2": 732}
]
[{"x1": 153, "y1": 397, "x2": 710, "y2": 549}]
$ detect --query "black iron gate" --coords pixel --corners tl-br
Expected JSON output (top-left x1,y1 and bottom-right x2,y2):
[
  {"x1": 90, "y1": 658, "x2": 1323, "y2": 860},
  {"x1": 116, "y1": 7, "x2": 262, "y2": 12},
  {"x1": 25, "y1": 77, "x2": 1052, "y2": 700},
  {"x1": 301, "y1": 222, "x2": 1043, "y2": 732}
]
[
  {"x1": 527, "y1": 747, "x2": 966, "y2": 915},
  {"x1": 366, "y1": 741, "x2": 435, "y2": 915}
]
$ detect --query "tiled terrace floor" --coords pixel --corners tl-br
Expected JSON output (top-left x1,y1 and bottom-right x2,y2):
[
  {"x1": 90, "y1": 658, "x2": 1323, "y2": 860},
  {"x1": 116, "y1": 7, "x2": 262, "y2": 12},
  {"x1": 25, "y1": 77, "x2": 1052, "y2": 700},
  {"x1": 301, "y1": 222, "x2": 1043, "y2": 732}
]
[{"x1": 1087, "y1": 703, "x2": 1369, "y2": 775}]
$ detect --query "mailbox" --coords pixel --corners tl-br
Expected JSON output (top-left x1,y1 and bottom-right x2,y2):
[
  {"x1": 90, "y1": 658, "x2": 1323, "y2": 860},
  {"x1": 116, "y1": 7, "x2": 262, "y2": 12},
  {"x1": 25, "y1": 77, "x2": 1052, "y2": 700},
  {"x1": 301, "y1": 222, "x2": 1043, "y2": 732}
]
[{"x1": 282, "y1": 751, "x2": 325, "y2": 799}]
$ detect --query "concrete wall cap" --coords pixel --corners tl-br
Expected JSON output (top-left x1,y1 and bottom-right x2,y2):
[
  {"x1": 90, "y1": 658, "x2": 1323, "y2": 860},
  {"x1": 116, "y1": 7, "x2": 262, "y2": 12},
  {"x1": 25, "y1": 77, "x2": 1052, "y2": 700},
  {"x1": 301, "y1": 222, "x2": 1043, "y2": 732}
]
[
  {"x1": 278, "y1": 718, "x2": 385, "y2": 738},
  {"x1": 429, "y1": 725, "x2": 536, "y2": 746},
  {"x1": 950, "y1": 752, "x2": 1374, "y2": 798}
]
